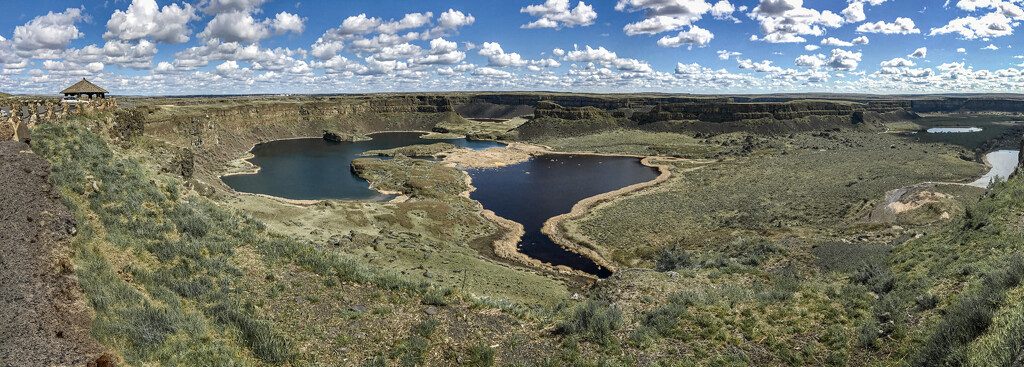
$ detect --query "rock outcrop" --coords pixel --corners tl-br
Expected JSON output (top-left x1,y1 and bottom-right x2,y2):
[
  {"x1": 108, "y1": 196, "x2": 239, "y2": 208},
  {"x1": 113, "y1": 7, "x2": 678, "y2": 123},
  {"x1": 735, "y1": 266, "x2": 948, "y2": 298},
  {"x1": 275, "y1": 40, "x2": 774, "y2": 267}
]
[
  {"x1": 534, "y1": 101, "x2": 613, "y2": 120},
  {"x1": 1, "y1": 121, "x2": 14, "y2": 141},
  {"x1": 323, "y1": 130, "x2": 359, "y2": 142},
  {"x1": 514, "y1": 102, "x2": 619, "y2": 139},
  {"x1": 111, "y1": 108, "x2": 145, "y2": 147},
  {"x1": 14, "y1": 121, "x2": 30, "y2": 144},
  {"x1": 164, "y1": 147, "x2": 195, "y2": 180},
  {"x1": 1017, "y1": 135, "x2": 1024, "y2": 178}
]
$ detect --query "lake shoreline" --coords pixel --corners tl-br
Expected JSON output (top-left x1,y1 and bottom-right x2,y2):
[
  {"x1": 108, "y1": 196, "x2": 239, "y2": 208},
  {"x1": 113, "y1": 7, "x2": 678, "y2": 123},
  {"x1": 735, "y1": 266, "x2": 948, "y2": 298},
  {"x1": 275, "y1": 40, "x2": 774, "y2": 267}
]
[{"x1": 217, "y1": 133, "x2": 695, "y2": 279}]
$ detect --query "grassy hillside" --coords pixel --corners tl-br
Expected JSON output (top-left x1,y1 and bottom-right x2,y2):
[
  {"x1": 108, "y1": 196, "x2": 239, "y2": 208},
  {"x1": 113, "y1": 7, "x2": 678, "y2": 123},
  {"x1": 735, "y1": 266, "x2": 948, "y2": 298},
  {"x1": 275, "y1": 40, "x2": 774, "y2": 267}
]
[
  {"x1": 891, "y1": 174, "x2": 1024, "y2": 366},
  {"x1": 30, "y1": 123, "x2": 562, "y2": 366},
  {"x1": 564, "y1": 130, "x2": 984, "y2": 267},
  {"x1": 24, "y1": 108, "x2": 1024, "y2": 366}
]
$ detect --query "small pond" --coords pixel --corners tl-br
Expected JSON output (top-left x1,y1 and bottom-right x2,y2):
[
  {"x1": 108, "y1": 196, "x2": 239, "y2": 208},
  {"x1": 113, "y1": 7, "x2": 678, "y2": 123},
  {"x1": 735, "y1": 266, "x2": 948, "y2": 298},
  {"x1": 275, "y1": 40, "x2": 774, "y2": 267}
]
[
  {"x1": 222, "y1": 132, "x2": 503, "y2": 201},
  {"x1": 926, "y1": 127, "x2": 983, "y2": 133},
  {"x1": 970, "y1": 150, "x2": 1020, "y2": 187}
]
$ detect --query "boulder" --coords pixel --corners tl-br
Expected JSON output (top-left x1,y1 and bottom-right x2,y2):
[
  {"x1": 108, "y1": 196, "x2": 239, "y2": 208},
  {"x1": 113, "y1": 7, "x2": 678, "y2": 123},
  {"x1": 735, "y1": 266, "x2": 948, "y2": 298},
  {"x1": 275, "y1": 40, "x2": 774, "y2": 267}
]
[
  {"x1": 0, "y1": 120, "x2": 13, "y2": 141},
  {"x1": 323, "y1": 130, "x2": 363, "y2": 142},
  {"x1": 14, "y1": 121, "x2": 30, "y2": 145}
]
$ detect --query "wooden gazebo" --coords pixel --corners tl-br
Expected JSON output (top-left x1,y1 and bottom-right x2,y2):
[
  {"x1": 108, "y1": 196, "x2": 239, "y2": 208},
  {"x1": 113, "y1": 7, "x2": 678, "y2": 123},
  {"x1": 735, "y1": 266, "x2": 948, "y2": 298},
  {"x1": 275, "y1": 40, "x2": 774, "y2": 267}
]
[{"x1": 61, "y1": 78, "x2": 108, "y2": 99}]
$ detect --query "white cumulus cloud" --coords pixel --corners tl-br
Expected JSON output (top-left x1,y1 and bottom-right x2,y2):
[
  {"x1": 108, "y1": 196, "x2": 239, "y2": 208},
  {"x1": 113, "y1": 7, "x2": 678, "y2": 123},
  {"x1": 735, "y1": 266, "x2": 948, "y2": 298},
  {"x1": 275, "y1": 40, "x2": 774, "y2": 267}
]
[
  {"x1": 200, "y1": 10, "x2": 305, "y2": 43},
  {"x1": 478, "y1": 42, "x2": 528, "y2": 67},
  {"x1": 521, "y1": 0, "x2": 598, "y2": 29},
  {"x1": 856, "y1": 17, "x2": 920, "y2": 34},
  {"x1": 795, "y1": 54, "x2": 825, "y2": 69},
  {"x1": 930, "y1": 12, "x2": 1019, "y2": 39},
  {"x1": 827, "y1": 49, "x2": 861, "y2": 70},
  {"x1": 749, "y1": 0, "x2": 846, "y2": 43},
  {"x1": 202, "y1": 0, "x2": 270, "y2": 14},
  {"x1": 880, "y1": 57, "x2": 916, "y2": 67},
  {"x1": 104, "y1": 0, "x2": 199, "y2": 44},
  {"x1": 13, "y1": 7, "x2": 88, "y2": 59},
  {"x1": 616, "y1": 0, "x2": 713, "y2": 35},
  {"x1": 656, "y1": 26, "x2": 714, "y2": 48}
]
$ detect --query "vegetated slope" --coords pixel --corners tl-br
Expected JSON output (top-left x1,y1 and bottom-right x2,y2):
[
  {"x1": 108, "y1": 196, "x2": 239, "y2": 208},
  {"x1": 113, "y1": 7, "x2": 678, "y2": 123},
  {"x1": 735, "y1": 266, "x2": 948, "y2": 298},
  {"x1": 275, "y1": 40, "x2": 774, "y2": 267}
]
[
  {"x1": 557, "y1": 144, "x2": 1018, "y2": 366},
  {"x1": 27, "y1": 96, "x2": 1024, "y2": 366},
  {"x1": 889, "y1": 172, "x2": 1024, "y2": 366},
  {"x1": 0, "y1": 141, "x2": 106, "y2": 366},
  {"x1": 29, "y1": 122, "x2": 565, "y2": 366},
  {"x1": 566, "y1": 130, "x2": 984, "y2": 266}
]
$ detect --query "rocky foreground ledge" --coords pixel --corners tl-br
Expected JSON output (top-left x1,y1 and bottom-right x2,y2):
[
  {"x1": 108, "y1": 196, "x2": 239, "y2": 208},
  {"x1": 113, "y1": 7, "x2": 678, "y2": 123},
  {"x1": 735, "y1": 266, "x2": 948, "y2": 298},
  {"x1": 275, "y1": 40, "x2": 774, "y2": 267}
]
[{"x1": 0, "y1": 141, "x2": 107, "y2": 366}]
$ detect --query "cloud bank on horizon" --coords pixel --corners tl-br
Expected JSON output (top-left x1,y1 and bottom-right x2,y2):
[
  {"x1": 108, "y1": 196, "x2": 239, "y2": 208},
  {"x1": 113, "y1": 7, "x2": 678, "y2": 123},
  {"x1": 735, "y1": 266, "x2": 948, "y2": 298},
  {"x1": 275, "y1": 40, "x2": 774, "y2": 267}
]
[{"x1": 0, "y1": 0, "x2": 1022, "y2": 95}]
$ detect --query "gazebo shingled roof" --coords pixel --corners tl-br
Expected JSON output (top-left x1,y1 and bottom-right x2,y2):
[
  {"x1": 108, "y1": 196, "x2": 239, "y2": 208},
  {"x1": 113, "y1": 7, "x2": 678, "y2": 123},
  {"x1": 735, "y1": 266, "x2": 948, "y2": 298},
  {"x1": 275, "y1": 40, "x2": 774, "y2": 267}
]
[{"x1": 61, "y1": 78, "x2": 108, "y2": 97}]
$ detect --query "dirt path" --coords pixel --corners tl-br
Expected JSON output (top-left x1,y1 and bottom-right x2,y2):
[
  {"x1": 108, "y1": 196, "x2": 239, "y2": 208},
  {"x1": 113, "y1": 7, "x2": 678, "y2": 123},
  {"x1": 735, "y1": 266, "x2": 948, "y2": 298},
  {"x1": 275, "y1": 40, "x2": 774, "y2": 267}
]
[{"x1": 0, "y1": 141, "x2": 106, "y2": 366}]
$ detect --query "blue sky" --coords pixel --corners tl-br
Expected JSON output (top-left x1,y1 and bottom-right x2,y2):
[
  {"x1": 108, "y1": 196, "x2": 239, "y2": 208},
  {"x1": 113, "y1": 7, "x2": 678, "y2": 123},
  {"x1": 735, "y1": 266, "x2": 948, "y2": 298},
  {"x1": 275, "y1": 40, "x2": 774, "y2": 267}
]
[{"x1": 0, "y1": 0, "x2": 1022, "y2": 95}]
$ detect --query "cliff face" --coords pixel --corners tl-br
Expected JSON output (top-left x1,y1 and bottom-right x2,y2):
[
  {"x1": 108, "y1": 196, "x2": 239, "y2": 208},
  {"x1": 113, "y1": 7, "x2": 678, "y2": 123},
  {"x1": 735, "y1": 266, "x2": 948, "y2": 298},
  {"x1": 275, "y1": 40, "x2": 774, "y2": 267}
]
[
  {"x1": 631, "y1": 101, "x2": 857, "y2": 123},
  {"x1": 909, "y1": 98, "x2": 1024, "y2": 113},
  {"x1": 447, "y1": 94, "x2": 733, "y2": 118},
  {"x1": 510, "y1": 99, "x2": 922, "y2": 138},
  {"x1": 533, "y1": 101, "x2": 613, "y2": 120},
  {"x1": 630, "y1": 100, "x2": 909, "y2": 124},
  {"x1": 513, "y1": 102, "x2": 619, "y2": 139}
]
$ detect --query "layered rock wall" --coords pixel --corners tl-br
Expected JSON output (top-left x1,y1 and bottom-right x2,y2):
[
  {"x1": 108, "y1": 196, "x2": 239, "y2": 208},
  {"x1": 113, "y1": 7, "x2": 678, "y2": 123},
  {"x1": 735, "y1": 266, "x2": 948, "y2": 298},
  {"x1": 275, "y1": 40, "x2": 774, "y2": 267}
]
[
  {"x1": 909, "y1": 98, "x2": 1024, "y2": 113},
  {"x1": 629, "y1": 100, "x2": 908, "y2": 124}
]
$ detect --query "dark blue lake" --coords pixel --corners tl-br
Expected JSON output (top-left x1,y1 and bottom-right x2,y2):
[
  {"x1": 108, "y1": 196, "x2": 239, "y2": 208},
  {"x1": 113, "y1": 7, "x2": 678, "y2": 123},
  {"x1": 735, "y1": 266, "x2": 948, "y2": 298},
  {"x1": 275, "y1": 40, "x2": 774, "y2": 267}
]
[
  {"x1": 466, "y1": 155, "x2": 659, "y2": 277},
  {"x1": 222, "y1": 132, "x2": 503, "y2": 201},
  {"x1": 222, "y1": 133, "x2": 660, "y2": 277}
]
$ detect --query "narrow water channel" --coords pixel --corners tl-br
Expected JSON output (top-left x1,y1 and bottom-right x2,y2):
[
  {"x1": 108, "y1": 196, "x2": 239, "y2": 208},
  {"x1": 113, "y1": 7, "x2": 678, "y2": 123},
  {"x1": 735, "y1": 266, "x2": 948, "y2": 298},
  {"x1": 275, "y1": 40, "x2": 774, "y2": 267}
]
[{"x1": 970, "y1": 150, "x2": 1020, "y2": 187}]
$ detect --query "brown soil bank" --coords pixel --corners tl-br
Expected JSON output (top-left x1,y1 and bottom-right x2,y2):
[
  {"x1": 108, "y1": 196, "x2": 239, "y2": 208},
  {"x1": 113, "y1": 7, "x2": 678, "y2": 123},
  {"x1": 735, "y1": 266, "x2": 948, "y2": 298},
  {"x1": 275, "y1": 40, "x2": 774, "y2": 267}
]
[{"x1": 0, "y1": 141, "x2": 106, "y2": 366}]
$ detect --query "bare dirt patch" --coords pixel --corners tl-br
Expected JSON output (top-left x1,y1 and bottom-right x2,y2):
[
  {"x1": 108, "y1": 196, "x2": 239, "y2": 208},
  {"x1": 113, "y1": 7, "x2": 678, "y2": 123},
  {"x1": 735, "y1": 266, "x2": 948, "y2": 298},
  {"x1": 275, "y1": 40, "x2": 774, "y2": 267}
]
[
  {"x1": 441, "y1": 147, "x2": 532, "y2": 169},
  {"x1": 0, "y1": 141, "x2": 106, "y2": 366}
]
